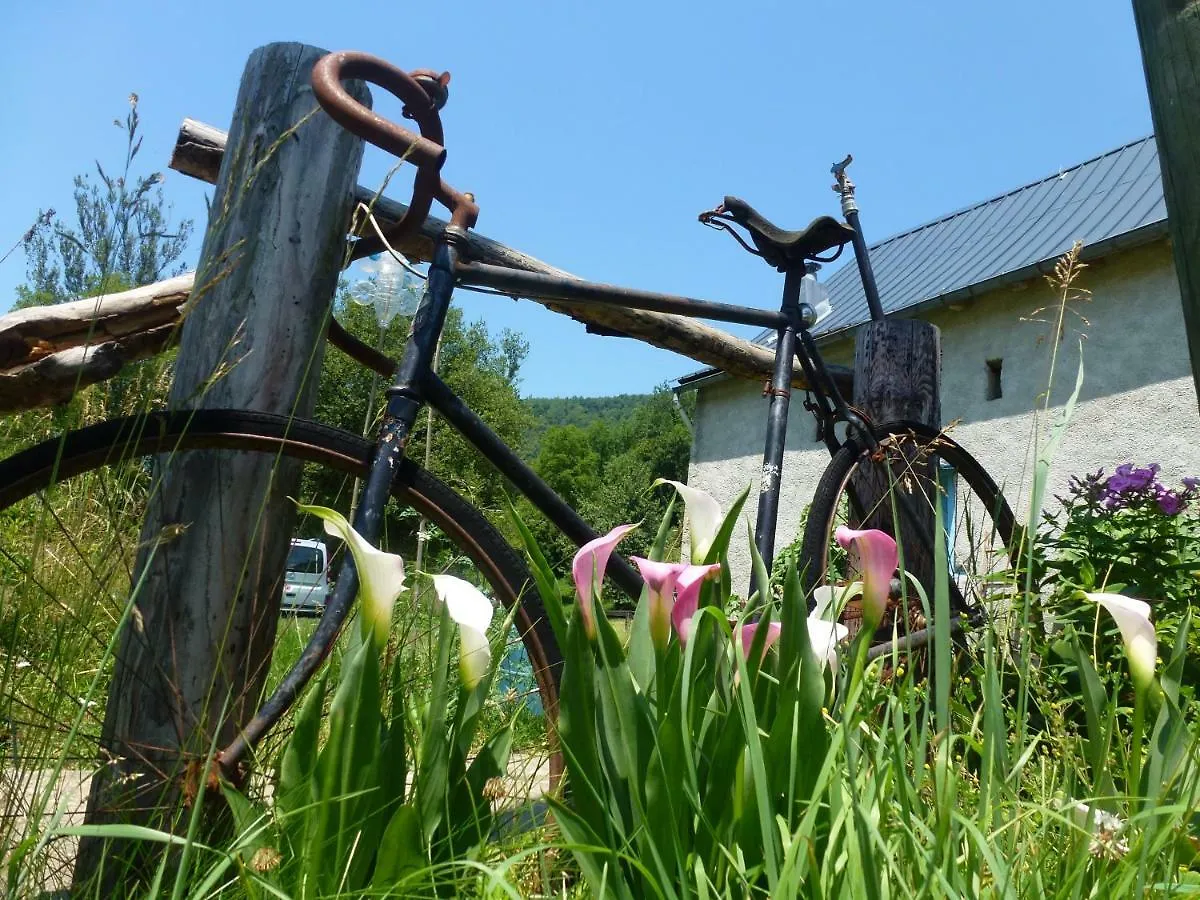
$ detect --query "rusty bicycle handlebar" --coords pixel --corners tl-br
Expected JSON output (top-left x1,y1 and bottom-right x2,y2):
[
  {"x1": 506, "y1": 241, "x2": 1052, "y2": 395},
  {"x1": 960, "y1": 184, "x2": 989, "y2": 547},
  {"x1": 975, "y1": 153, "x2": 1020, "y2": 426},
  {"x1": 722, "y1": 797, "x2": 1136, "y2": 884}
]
[{"x1": 311, "y1": 50, "x2": 479, "y2": 251}]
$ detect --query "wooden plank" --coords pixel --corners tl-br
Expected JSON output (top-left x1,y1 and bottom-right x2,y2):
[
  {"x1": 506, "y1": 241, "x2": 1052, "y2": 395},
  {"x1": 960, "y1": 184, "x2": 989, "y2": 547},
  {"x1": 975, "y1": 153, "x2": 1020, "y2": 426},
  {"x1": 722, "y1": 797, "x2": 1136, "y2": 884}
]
[
  {"x1": 170, "y1": 118, "x2": 850, "y2": 392},
  {"x1": 75, "y1": 43, "x2": 370, "y2": 887},
  {"x1": 1131, "y1": 0, "x2": 1200, "y2": 410}
]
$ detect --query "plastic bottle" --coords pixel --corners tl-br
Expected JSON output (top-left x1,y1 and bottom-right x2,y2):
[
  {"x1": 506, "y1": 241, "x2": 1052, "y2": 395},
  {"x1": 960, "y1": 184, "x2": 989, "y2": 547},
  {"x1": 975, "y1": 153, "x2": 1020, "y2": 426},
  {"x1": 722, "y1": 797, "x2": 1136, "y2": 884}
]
[{"x1": 800, "y1": 263, "x2": 832, "y2": 326}]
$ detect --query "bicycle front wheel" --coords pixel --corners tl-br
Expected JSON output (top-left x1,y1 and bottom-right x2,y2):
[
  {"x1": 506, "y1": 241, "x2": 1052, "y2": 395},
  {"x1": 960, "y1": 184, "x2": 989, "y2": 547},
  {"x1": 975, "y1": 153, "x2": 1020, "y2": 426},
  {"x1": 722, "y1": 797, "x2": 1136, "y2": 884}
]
[
  {"x1": 800, "y1": 421, "x2": 1019, "y2": 644},
  {"x1": 0, "y1": 409, "x2": 562, "y2": 885}
]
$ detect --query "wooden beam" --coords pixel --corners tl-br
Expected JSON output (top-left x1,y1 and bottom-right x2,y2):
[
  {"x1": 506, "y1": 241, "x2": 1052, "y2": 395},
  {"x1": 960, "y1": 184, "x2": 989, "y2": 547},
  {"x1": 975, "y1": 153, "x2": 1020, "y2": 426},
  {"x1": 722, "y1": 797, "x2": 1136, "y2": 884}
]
[
  {"x1": 0, "y1": 274, "x2": 191, "y2": 368},
  {"x1": 170, "y1": 118, "x2": 851, "y2": 393},
  {"x1": 1131, "y1": 0, "x2": 1200, "y2": 410},
  {"x1": 0, "y1": 326, "x2": 176, "y2": 413},
  {"x1": 0, "y1": 276, "x2": 191, "y2": 412}
]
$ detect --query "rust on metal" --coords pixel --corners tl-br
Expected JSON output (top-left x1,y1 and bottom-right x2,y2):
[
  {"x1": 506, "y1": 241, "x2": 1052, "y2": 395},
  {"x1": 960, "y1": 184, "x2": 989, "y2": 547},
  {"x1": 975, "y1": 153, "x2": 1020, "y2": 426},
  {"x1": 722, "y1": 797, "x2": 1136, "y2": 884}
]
[{"x1": 311, "y1": 51, "x2": 479, "y2": 254}]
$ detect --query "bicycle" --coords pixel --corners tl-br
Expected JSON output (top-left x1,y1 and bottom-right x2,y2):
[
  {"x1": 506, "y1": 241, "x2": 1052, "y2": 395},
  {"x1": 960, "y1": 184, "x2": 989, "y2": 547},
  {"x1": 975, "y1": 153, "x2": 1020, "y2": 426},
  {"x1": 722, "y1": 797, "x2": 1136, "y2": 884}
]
[{"x1": 0, "y1": 50, "x2": 1019, "y2": 812}]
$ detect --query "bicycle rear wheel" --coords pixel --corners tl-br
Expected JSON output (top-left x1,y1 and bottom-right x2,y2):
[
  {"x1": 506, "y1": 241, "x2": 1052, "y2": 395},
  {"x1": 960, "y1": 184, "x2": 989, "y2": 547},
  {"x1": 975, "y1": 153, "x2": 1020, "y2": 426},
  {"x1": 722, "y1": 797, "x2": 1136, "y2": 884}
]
[
  {"x1": 800, "y1": 421, "x2": 1019, "y2": 647},
  {"x1": 0, "y1": 409, "x2": 561, "y2": 886}
]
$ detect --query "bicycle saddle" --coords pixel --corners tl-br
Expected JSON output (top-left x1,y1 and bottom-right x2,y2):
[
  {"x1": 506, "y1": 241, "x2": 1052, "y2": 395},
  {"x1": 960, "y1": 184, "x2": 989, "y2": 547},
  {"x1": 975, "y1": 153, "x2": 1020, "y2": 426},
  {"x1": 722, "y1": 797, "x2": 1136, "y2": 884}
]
[{"x1": 721, "y1": 196, "x2": 856, "y2": 270}]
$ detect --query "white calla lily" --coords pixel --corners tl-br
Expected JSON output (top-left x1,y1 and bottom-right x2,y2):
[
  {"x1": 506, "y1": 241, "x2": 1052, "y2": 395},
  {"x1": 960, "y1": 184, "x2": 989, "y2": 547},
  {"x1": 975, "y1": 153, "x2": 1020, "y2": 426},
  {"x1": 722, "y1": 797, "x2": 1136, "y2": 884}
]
[
  {"x1": 298, "y1": 503, "x2": 405, "y2": 650},
  {"x1": 430, "y1": 574, "x2": 495, "y2": 690},
  {"x1": 1082, "y1": 592, "x2": 1158, "y2": 693},
  {"x1": 810, "y1": 582, "x2": 863, "y2": 621},
  {"x1": 655, "y1": 478, "x2": 723, "y2": 562},
  {"x1": 807, "y1": 617, "x2": 850, "y2": 671}
]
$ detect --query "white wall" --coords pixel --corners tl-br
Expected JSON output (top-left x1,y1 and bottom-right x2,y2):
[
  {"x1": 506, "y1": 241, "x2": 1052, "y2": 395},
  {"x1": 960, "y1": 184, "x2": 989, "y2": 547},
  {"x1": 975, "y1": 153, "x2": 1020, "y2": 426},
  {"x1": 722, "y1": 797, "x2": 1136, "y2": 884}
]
[{"x1": 686, "y1": 240, "x2": 1200, "y2": 585}]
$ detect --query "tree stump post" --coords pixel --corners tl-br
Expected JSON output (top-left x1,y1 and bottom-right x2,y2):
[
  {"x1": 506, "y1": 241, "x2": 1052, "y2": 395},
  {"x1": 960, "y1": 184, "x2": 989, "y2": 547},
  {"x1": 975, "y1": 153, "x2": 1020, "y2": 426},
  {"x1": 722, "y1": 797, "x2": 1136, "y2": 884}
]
[
  {"x1": 851, "y1": 319, "x2": 941, "y2": 633},
  {"x1": 76, "y1": 42, "x2": 369, "y2": 886},
  {"x1": 1131, "y1": 0, "x2": 1200, "y2": 412}
]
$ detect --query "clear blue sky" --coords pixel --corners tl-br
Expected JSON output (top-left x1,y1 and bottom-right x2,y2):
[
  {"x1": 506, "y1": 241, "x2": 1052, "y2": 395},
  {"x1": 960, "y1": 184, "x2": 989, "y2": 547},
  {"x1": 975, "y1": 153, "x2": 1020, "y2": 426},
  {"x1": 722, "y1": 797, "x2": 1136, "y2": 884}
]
[{"x1": 1, "y1": 1, "x2": 1152, "y2": 398}]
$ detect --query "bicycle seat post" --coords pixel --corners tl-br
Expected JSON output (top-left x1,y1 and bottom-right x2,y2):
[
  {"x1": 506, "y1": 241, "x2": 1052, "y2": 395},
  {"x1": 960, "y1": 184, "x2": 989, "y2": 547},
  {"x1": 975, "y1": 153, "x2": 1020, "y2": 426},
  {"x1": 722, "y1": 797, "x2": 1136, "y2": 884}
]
[{"x1": 832, "y1": 157, "x2": 886, "y2": 322}]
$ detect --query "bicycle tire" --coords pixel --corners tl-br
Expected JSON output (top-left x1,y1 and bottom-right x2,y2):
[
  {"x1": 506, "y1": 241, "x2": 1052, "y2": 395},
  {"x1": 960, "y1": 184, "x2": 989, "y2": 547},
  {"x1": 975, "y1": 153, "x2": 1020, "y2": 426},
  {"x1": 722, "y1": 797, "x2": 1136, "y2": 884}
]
[
  {"x1": 0, "y1": 409, "x2": 564, "y2": 809},
  {"x1": 799, "y1": 420, "x2": 1019, "y2": 646}
]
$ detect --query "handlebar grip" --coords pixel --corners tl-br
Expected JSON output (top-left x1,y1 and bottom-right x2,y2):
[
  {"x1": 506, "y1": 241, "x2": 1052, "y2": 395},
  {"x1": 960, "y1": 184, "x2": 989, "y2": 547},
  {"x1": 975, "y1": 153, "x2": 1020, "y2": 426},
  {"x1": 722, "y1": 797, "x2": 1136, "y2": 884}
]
[{"x1": 311, "y1": 51, "x2": 447, "y2": 172}]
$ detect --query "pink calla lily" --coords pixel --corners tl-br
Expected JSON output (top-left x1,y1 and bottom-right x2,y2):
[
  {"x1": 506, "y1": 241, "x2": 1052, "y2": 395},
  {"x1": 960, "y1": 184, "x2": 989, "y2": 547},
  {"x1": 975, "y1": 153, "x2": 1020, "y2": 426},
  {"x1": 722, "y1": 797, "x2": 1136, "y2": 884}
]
[
  {"x1": 572, "y1": 523, "x2": 638, "y2": 638},
  {"x1": 739, "y1": 616, "x2": 848, "y2": 670},
  {"x1": 739, "y1": 621, "x2": 782, "y2": 660},
  {"x1": 670, "y1": 563, "x2": 723, "y2": 645},
  {"x1": 631, "y1": 557, "x2": 690, "y2": 650},
  {"x1": 834, "y1": 526, "x2": 898, "y2": 633}
]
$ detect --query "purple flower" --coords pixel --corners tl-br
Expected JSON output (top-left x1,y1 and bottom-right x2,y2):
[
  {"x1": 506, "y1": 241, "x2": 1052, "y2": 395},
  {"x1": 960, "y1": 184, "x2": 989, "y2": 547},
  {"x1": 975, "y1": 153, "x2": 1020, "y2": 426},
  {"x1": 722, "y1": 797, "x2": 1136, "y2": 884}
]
[
  {"x1": 1106, "y1": 463, "x2": 1161, "y2": 496},
  {"x1": 1103, "y1": 492, "x2": 1127, "y2": 511},
  {"x1": 1158, "y1": 491, "x2": 1184, "y2": 516},
  {"x1": 1184, "y1": 476, "x2": 1199, "y2": 493}
]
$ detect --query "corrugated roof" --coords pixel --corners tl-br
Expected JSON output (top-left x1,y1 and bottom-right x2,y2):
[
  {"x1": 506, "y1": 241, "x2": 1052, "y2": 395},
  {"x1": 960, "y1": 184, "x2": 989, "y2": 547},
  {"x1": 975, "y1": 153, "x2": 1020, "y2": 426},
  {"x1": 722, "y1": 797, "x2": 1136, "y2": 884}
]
[{"x1": 746, "y1": 135, "x2": 1167, "y2": 351}]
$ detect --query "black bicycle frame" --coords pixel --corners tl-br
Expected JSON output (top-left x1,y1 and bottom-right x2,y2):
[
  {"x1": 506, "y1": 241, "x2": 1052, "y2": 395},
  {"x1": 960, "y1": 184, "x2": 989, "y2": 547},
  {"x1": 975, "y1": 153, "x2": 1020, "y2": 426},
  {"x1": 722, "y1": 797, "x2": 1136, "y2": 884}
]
[{"x1": 227, "y1": 218, "x2": 874, "y2": 766}]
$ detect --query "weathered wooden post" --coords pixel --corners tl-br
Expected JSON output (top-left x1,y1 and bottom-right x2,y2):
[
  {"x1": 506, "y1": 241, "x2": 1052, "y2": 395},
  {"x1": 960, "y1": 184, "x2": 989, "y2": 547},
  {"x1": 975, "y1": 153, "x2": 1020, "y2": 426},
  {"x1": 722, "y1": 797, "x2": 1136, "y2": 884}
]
[
  {"x1": 852, "y1": 319, "x2": 942, "y2": 601},
  {"x1": 76, "y1": 42, "x2": 369, "y2": 885},
  {"x1": 1131, "y1": 0, "x2": 1200, "y2": 412},
  {"x1": 852, "y1": 319, "x2": 941, "y2": 440}
]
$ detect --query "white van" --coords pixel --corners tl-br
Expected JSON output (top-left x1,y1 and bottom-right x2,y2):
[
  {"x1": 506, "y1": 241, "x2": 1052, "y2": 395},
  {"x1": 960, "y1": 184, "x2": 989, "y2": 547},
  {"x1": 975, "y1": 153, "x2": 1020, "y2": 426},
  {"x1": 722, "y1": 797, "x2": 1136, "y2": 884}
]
[{"x1": 281, "y1": 538, "x2": 330, "y2": 616}]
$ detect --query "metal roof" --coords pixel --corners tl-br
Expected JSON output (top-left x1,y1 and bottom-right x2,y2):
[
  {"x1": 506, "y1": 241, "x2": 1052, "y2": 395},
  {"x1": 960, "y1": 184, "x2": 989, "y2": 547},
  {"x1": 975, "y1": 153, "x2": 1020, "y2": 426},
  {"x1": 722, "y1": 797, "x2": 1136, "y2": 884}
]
[{"x1": 743, "y1": 135, "x2": 1167, "y2": 352}]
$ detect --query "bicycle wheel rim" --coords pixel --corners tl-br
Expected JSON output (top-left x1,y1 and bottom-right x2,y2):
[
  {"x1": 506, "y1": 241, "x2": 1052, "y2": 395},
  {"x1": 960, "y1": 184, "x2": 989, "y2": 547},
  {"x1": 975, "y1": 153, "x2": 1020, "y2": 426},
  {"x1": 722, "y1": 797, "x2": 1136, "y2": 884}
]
[{"x1": 0, "y1": 409, "x2": 562, "y2": 887}]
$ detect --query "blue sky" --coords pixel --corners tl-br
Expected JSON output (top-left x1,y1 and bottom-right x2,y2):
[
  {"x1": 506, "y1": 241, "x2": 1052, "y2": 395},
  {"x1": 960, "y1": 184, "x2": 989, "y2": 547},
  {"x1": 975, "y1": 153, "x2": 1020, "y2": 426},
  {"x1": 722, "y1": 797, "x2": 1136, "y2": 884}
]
[{"x1": 1, "y1": 1, "x2": 1152, "y2": 398}]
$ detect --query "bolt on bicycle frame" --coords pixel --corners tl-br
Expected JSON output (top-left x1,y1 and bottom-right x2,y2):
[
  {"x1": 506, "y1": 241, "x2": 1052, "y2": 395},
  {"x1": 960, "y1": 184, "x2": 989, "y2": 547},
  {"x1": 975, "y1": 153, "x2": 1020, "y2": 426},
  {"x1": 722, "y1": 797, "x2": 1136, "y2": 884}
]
[{"x1": 220, "y1": 51, "x2": 886, "y2": 771}]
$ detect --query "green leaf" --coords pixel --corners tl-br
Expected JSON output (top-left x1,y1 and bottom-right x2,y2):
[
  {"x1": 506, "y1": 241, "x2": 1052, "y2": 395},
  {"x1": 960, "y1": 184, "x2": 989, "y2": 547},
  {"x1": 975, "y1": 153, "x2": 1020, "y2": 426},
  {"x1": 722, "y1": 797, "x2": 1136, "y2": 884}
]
[
  {"x1": 747, "y1": 520, "x2": 771, "y2": 613},
  {"x1": 276, "y1": 672, "x2": 327, "y2": 868},
  {"x1": 506, "y1": 498, "x2": 570, "y2": 647},
  {"x1": 378, "y1": 651, "x2": 409, "y2": 813},
  {"x1": 652, "y1": 494, "x2": 678, "y2": 561},
  {"x1": 304, "y1": 636, "x2": 382, "y2": 894},
  {"x1": 417, "y1": 605, "x2": 456, "y2": 844},
  {"x1": 1055, "y1": 631, "x2": 1114, "y2": 795},
  {"x1": 547, "y1": 798, "x2": 640, "y2": 900},
  {"x1": 702, "y1": 485, "x2": 751, "y2": 566},
  {"x1": 454, "y1": 725, "x2": 514, "y2": 850},
  {"x1": 371, "y1": 803, "x2": 428, "y2": 892},
  {"x1": 219, "y1": 782, "x2": 273, "y2": 864},
  {"x1": 1145, "y1": 610, "x2": 1192, "y2": 801},
  {"x1": 277, "y1": 672, "x2": 327, "y2": 818},
  {"x1": 732, "y1": 608, "x2": 781, "y2": 891},
  {"x1": 932, "y1": 495, "x2": 951, "y2": 734}
]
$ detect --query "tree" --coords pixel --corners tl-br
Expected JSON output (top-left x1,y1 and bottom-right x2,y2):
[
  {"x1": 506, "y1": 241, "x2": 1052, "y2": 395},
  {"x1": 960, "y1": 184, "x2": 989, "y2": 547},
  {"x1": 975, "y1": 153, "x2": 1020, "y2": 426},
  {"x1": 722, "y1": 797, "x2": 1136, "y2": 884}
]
[
  {"x1": 17, "y1": 93, "x2": 192, "y2": 309},
  {"x1": 304, "y1": 292, "x2": 535, "y2": 567},
  {"x1": 533, "y1": 426, "x2": 601, "y2": 509},
  {"x1": 10, "y1": 95, "x2": 193, "y2": 424},
  {"x1": 1, "y1": 97, "x2": 194, "y2": 445},
  {"x1": 523, "y1": 387, "x2": 695, "y2": 587}
]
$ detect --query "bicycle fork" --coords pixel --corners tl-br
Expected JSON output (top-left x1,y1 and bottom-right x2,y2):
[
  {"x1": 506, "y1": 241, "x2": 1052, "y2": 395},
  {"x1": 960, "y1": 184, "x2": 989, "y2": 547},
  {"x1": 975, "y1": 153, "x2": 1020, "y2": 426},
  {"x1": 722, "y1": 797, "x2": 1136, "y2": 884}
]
[{"x1": 220, "y1": 229, "x2": 465, "y2": 770}]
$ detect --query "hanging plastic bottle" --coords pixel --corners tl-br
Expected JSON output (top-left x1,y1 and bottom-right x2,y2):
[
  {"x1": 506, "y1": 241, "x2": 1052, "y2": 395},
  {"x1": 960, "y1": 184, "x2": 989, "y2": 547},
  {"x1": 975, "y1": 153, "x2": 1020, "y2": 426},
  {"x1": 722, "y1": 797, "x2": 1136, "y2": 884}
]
[
  {"x1": 350, "y1": 253, "x2": 422, "y2": 327},
  {"x1": 799, "y1": 261, "x2": 833, "y2": 327}
]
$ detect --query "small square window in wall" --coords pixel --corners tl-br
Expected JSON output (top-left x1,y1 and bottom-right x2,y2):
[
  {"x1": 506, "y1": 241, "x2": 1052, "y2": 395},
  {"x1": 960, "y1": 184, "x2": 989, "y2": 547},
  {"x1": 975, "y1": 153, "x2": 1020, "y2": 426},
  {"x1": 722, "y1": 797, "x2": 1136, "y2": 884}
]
[{"x1": 985, "y1": 358, "x2": 1003, "y2": 401}]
